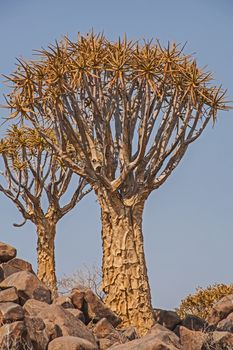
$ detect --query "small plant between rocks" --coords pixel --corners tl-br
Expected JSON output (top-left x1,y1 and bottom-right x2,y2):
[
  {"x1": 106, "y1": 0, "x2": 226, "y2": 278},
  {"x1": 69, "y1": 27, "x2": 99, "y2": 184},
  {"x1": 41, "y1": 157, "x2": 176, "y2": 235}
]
[{"x1": 177, "y1": 284, "x2": 233, "y2": 320}]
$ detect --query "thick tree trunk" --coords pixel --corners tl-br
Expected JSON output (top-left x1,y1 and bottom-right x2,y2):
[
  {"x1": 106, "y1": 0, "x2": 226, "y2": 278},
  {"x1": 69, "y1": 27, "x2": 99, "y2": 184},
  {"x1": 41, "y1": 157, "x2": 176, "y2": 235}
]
[
  {"x1": 97, "y1": 190, "x2": 155, "y2": 335},
  {"x1": 36, "y1": 219, "x2": 57, "y2": 296}
]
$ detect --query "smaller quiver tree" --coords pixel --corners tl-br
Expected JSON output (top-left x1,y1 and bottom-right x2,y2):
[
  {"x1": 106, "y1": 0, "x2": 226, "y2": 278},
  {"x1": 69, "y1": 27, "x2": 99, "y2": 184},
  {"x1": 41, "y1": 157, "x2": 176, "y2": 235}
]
[{"x1": 0, "y1": 125, "x2": 90, "y2": 294}]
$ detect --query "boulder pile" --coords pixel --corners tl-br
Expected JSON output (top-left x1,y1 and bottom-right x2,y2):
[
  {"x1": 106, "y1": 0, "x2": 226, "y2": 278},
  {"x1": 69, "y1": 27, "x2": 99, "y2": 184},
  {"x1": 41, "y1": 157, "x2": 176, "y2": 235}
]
[{"x1": 1, "y1": 241, "x2": 233, "y2": 349}]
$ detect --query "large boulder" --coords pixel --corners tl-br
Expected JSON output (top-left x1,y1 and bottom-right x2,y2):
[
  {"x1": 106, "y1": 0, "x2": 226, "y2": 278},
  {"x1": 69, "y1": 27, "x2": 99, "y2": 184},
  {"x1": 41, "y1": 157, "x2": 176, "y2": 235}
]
[
  {"x1": 181, "y1": 314, "x2": 207, "y2": 331},
  {"x1": 93, "y1": 317, "x2": 117, "y2": 338},
  {"x1": 0, "y1": 271, "x2": 51, "y2": 305},
  {"x1": 174, "y1": 314, "x2": 207, "y2": 337},
  {"x1": 25, "y1": 315, "x2": 50, "y2": 350},
  {"x1": 0, "y1": 242, "x2": 16, "y2": 263},
  {"x1": 0, "y1": 286, "x2": 19, "y2": 303},
  {"x1": 93, "y1": 318, "x2": 127, "y2": 348},
  {"x1": 98, "y1": 338, "x2": 115, "y2": 350},
  {"x1": 66, "y1": 308, "x2": 85, "y2": 323},
  {"x1": 208, "y1": 294, "x2": 233, "y2": 324},
  {"x1": 38, "y1": 304, "x2": 97, "y2": 346},
  {"x1": 53, "y1": 295, "x2": 74, "y2": 309},
  {"x1": 0, "y1": 266, "x2": 4, "y2": 283},
  {"x1": 71, "y1": 287, "x2": 121, "y2": 326},
  {"x1": 217, "y1": 312, "x2": 233, "y2": 332},
  {"x1": 71, "y1": 288, "x2": 85, "y2": 309},
  {"x1": 122, "y1": 326, "x2": 138, "y2": 341},
  {"x1": 108, "y1": 324, "x2": 181, "y2": 350},
  {"x1": 179, "y1": 326, "x2": 208, "y2": 350},
  {"x1": 1, "y1": 257, "x2": 34, "y2": 279},
  {"x1": 23, "y1": 299, "x2": 51, "y2": 316},
  {"x1": 202, "y1": 331, "x2": 233, "y2": 349},
  {"x1": 0, "y1": 321, "x2": 33, "y2": 350},
  {"x1": 0, "y1": 301, "x2": 24, "y2": 324},
  {"x1": 154, "y1": 308, "x2": 181, "y2": 330},
  {"x1": 48, "y1": 336, "x2": 97, "y2": 350},
  {"x1": 24, "y1": 300, "x2": 62, "y2": 340}
]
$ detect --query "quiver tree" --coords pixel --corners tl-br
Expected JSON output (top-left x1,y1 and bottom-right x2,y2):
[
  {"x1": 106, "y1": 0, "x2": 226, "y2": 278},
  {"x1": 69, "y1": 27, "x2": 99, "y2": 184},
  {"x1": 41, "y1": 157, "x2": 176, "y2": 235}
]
[
  {"x1": 3, "y1": 33, "x2": 230, "y2": 334},
  {"x1": 0, "y1": 125, "x2": 90, "y2": 294}
]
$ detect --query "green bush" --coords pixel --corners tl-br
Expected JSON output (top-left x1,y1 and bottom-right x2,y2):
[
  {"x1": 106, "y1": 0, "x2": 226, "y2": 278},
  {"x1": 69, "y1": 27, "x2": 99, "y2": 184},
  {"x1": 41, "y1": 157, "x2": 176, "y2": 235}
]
[{"x1": 177, "y1": 283, "x2": 233, "y2": 320}]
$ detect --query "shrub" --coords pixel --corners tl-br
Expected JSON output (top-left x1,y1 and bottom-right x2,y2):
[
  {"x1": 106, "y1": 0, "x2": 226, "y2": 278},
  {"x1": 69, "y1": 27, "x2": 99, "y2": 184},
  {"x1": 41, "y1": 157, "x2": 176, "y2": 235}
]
[
  {"x1": 57, "y1": 264, "x2": 105, "y2": 300},
  {"x1": 177, "y1": 283, "x2": 233, "y2": 320}
]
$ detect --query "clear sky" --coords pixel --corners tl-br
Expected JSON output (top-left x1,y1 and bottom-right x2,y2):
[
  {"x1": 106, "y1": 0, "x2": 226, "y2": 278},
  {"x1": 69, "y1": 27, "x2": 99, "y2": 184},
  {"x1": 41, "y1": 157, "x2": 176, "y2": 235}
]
[{"x1": 0, "y1": 0, "x2": 233, "y2": 310}]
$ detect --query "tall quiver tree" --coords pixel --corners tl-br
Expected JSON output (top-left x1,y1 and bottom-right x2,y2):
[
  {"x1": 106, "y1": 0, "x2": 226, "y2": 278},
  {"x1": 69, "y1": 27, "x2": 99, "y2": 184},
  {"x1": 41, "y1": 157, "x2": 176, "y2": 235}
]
[
  {"x1": 0, "y1": 126, "x2": 90, "y2": 294},
  {"x1": 3, "y1": 34, "x2": 230, "y2": 334}
]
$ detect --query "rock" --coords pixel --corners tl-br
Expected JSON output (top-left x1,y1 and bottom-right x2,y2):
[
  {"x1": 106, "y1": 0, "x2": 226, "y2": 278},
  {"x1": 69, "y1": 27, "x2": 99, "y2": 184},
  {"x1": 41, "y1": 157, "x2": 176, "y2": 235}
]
[
  {"x1": 212, "y1": 330, "x2": 233, "y2": 343},
  {"x1": 122, "y1": 326, "x2": 138, "y2": 341},
  {"x1": 181, "y1": 314, "x2": 207, "y2": 331},
  {"x1": 71, "y1": 288, "x2": 85, "y2": 309},
  {"x1": 99, "y1": 338, "x2": 119, "y2": 350},
  {"x1": 53, "y1": 295, "x2": 74, "y2": 309},
  {"x1": 24, "y1": 300, "x2": 62, "y2": 340},
  {"x1": 93, "y1": 318, "x2": 127, "y2": 348},
  {"x1": 0, "y1": 267, "x2": 4, "y2": 283},
  {"x1": 179, "y1": 326, "x2": 208, "y2": 350},
  {"x1": 154, "y1": 308, "x2": 181, "y2": 330},
  {"x1": 38, "y1": 304, "x2": 97, "y2": 345},
  {"x1": 217, "y1": 311, "x2": 233, "y2": 332},
  {"x1": 93, "y1": 317, "x2": 115, "y2": 338},
  {"x1": 0, "y1": 321, "x2": 33, "y2": 350},
  {"x1": 25, "y1": 315, "x2": 49, "y2": 350},
  {"x1": 0, "y1": 286, "x2": 19, "y2": 303},
  {"x1": 109, "y1": 324, "x2": 181, "y2": 350},
  {"x1": 66, "y1": 308, "x2": 85, "y2": 323},
  {"x1": 202, "y1": 331, "x2": 233, "y2": 349},
  {"x1": 0, "y1": 301, "x2": 24, "y2": 324},
  {"x1": 174, "y1": 314, "x2": 207, "y2": 338},
  {"x1": 85, "y1": 289, "x2": 121, "y2": 326},
  {"x1": 208, "y1": 294, "x2": 233, "y2": 324},
  {"x1": 23, "y1": 298, "x2": 49, "y2": 316},
  {"x1": 0, "y1": 242, "x2": 16, "y2": 263},
  {"x1": 48, "y1": 336, "x2": 97, "y2": 350},
  {"x1": 72, "y1": 288, "x2": 121, "y2": 326},
  {"x1": 1, "y1": 257, "x2": 34, "y2": 279},
  {"x1": 0, "y1": 271, "x2": 51, "y2": 305}
]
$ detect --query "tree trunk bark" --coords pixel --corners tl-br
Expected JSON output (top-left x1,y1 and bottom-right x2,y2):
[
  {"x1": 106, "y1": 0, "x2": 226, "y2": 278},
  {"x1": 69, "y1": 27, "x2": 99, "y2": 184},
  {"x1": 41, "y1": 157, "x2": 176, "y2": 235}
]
[
  {"x1": 36, "y1": 219, "x2": 57, "y2": 297},
  {"x1": 97, "y1": 190, "x2": 155, "y2": 335}
]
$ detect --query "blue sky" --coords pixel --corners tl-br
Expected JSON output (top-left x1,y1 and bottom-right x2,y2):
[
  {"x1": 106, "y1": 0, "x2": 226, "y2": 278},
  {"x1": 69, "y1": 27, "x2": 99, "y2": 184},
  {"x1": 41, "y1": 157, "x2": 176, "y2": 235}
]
[{"x1": 0, "y1": 0, "x2": 233, "y2": 310}]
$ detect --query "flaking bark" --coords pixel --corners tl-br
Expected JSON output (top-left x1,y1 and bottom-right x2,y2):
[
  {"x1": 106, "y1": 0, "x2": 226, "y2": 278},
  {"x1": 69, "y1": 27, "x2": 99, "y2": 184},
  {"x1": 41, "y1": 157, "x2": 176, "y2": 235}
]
[
  {"x1": 36, "y1": 218, "x2": 57, "y2": 296},
  {"x1": 97, "y1": 189, "x2": 154, "y2": 335}
]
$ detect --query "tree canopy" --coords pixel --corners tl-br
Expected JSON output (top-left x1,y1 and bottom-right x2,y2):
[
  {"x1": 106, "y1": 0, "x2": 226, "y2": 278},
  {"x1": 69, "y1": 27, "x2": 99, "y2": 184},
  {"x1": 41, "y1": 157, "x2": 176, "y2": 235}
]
[
  {"x1": 0, "y1": 125, "x2": 89, "y2": 224},
  {"x1": 4, "y1": 34, "x2": 229, "y2": 201}
]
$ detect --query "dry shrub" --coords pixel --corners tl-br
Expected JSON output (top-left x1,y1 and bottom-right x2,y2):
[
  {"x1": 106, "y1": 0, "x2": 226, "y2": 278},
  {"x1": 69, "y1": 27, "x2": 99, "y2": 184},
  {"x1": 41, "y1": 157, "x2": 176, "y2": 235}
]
[
  {"x1": 177, "y1": 283, "x2": 233, "y2": 320},
  {"x1": 57, "y1": 264, "x2": 105, "y2": 300}
]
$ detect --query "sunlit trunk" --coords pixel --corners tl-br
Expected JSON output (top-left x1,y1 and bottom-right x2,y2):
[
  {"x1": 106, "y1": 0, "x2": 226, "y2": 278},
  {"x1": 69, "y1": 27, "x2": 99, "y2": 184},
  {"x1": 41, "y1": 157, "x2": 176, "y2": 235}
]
[
  {"x1": 36, "y1": 218, "x2": 57, "y2": 297},
  {"x1": 98, "y1": 190, "x2": 155, "y2": 335}
]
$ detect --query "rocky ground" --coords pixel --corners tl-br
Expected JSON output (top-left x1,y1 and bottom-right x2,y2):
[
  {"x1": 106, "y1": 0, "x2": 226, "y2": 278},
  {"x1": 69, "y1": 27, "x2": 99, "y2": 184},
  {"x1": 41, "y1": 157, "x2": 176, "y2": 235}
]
[{"x1": 1, "y1": 241, "x2": 233, "y2": 350}]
